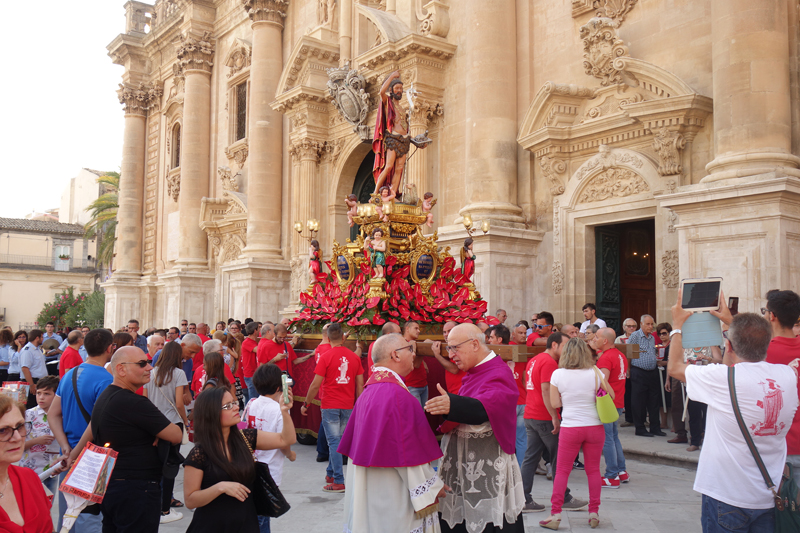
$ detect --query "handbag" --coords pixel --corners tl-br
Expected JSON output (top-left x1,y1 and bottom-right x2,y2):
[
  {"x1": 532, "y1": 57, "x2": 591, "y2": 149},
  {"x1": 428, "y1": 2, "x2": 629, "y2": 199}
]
[
  {"x1": 239, "y1": 429, "x2": 291, "y2": 518},
  {"x1": 728, "y1": 366, "x2": 800, "y2": 531},
  {"x1": 593, "y1": 366, "x2": 619, "y2": 424}
]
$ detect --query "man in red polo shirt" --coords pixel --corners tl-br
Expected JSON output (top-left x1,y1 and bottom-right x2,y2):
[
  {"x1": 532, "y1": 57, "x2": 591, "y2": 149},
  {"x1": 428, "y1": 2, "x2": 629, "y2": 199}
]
[
  {"x1": 593, "y1": 327, "x2": 629, "y2": 488},
  {"x1": 521, "y1": 332, "x2": 586, "y2": 513},
  {"x1": 492, "y1": 323, "x2": 527, "y2": 468},
  {"x1": 526, "y1": 312, "x2": 554, "y2": 347},
  {"x1": 401, "y1": 321, "x2": 428, "y2": 407},
  {"x1": 59, "y1": 330, "x2": 84, "y2": 378},
  {"x1": 431, "y1": 321, "x2": 464, "y2": 393},
  {"x1": 257, "y1": 324, "x2": 297, "y2": 372},
  {"x1": 301, "y1": 322, "x2": 364, "y2": 492},
  {"x1": 241, "y1": 322, "x2": 261, "y2": 401}
]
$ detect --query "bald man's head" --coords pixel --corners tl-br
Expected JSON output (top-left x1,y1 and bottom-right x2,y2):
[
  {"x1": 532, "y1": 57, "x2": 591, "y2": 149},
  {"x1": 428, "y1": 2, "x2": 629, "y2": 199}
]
[
  {"x1": 372, "y1": 333, "x2": 414, "y2": 377},
  {"x1": 593, "y1": 327, "x2": 617, "y2": 352},
  {"x1": 109, "y1": 346, "x2": 152, "y2": 389},
  {"x1": 381, "y1": 322, "x2": 401, "y2": 336},
  {"x1": 447, "y1": 323, "x2": 490, "y2": 371}
]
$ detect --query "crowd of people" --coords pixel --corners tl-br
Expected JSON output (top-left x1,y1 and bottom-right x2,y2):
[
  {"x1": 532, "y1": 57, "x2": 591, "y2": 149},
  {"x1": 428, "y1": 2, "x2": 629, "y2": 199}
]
[{"x1": 0, "y1": 288, "x2": 798, "y2": 532}]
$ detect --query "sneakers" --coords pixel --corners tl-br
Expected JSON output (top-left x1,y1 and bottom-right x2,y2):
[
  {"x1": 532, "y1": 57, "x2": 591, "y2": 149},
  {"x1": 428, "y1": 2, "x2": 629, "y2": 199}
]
[
  {"x1": 160, "y1": 510, "x2": 183, "y2": 524},
  {"x1": 562, "y1": 498, "x2": 588, "y2": 511},
  {"x1": 600, "y1": 476, "x2": 620, "y2": 489},
  {"x1": 618, "y1": 471, "x2": 630, "y2": 483},
  {"x1": 323, "y1": 483, "x2": 346, "y2": 493},
  {"x1": 573, "y1": 459, "x2": 584, "y2": 470},
  {"x1": 325, "y1": 475, "x2": 334, "y2": 484},
  {"x1": 522, "y1": 501, "x2": 546, "y2": 513}
]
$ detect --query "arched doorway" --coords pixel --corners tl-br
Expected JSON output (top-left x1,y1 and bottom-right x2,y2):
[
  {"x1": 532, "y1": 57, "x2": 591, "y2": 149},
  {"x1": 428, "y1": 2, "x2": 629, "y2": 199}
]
[{"x1": 349, "y1": 152, "x2": 375, "y2": 242}]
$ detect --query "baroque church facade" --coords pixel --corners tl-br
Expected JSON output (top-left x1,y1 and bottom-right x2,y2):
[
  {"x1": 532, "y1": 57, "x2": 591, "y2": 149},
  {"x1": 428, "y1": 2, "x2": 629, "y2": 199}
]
[{"x1": 104, "y1": 0, "x2": 800, "y2": 331}]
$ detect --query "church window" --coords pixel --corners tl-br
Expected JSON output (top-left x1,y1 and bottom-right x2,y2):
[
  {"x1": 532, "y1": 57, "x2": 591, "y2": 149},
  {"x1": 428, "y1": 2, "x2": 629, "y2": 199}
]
[
  {"x1": 235, "y1": 82, "x2": 247, "y2": 142},
  {"x1": 171, "y1": 124, "x2": 181, "y2": 169}
]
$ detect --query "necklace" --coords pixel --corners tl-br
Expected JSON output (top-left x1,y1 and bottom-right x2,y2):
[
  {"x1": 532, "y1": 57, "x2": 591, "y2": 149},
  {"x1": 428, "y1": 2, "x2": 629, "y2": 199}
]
[{"x1": 0, "y1": 475, "x2": 9, "y2": 499}]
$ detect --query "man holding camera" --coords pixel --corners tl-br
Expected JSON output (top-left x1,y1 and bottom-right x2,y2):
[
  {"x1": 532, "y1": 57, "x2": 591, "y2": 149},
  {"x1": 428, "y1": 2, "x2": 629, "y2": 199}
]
[{"x1": 668, "y1": 293, "x2": 798, "y2": 532}]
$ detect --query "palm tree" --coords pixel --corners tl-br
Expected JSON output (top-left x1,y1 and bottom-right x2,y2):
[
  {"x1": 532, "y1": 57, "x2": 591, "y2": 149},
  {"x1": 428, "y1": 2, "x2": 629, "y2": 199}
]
[{"x1": 84, "y1": 172, "x2": 119, "y2": 272}]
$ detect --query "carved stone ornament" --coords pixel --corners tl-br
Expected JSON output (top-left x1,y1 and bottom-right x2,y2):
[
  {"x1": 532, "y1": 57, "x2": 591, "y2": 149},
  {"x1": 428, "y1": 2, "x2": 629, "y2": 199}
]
[
  {"x1": 553, "y1": 199, "x2": 561, "y2": 246},
  {"x1": 552, "y1": 260, "x2": 564, "y2": 295},
  {"x1": 224, "y1": 141, "x2": 249, "y2": 167},
  {"x1": 294, "y1": 138, "x2": 322, "y2": 162},
  {"x1": 419, "y1": 0, "x2": 450, "y2": 38},
  {"x1": 166, "y1": 171, "x2": 181, "y2": 202},
  {"x1": 177, "y1": 31, "x2": 215, "y2": 73},
  {"x1": 321, "y1": 139, "x2": 343, "y2": 164},
  {"x1": 666, "y1": 179, "x2": 677, "y2": 193},
  {"x1": 652, "y1": 127, "x2": 686, "y2": 176},
  {"x1": 667, "y1": 209, "x2": 677, "y2": 233},
  {"x1": 327, "y1": 62, "x2": 371, "y2": 142},
  {"x1": 580, "y1": 17, "x2": 629, "y2": 86},
  {"x1": 539, "y1": 156, "x2": 567, "y2": 196},
  {"x1": 574, "y1": 144, "x2": 644, "y2": 181},
  {"x1": 289, "y1": 257, "x2": 303, "y2": 302},
  {"x1": 661, "y1": 250, "x2": 679, "y2": 289},
  {"x1": 218, "y1": 166, "x2": 239, "y2": 192},
  {"x1": 577, "y1": 168, "x2": 650, "y2": 203},
  {"x1": 169, "y1": 63, "x2": 185, "y2": 99},
  {"x1": 117, "y1": 82, "x2": 163, "y2": 116},
  {"x1": 594, "y1": 0, "x2": 638, "y2": 26},
  {"x1": 243, "y1": 0, "x2": 289, "y2": 26},
  {"x1": 316, "y1": 0, "x2": 337, "y2": 29},
  {"x1": 225, "y1": 39, "x2": 252, "y2": 78},
  {"x1": 408, "y1": 97, "x2": 444, "y2": 128}
]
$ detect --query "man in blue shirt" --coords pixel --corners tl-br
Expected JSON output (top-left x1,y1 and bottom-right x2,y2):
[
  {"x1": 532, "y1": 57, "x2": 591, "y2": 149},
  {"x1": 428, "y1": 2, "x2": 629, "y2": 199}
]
[
  {"x1": 49, "y1": 328, "x2": 114, "y2": 533},
  {"x1": 20, "y1": 329, "x2": 47, "y2": 408},
  {"x1": 42, "y1": 321, "x2": 63, "y2": 369},
  {"x1": 127, "y1": 319, "x2": 148, "y2": 352},
  {"x1": 627, "y1": 314, "x2": 665, "y2": 437}
]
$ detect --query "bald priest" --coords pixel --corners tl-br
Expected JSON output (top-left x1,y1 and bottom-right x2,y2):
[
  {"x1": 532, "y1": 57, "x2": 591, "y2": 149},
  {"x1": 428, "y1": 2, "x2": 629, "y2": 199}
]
[{"x1": 339, "y1": 333, "x2": 447, "y2": 532}]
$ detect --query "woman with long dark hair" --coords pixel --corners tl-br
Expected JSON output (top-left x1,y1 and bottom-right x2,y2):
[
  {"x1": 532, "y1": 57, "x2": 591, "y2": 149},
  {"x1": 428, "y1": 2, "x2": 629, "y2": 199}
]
[
  {"x1": 192, "y1": 349, "x2": 236, "y2": 399},
  {"x1": 224, "y1": 333, "x2": 246, "y2": 409},
  {"x1": 183, "y1": 387, "x2": 296, "y2": 532},
  {"x1": 8, "y1": 331, "x2": 27, "y2": 382},
  {"x1": 144, "y1": 341, "x2": 189, "y2": 521}
]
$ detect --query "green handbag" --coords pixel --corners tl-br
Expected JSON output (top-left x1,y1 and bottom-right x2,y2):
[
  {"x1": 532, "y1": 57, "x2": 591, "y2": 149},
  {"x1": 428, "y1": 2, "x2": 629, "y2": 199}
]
[
  {"x1": 728, "y1": 366, "x2": 800, "y2": 531},
  {"x1": 593, "y1": 366, "x2": 619, "y2": 424}
]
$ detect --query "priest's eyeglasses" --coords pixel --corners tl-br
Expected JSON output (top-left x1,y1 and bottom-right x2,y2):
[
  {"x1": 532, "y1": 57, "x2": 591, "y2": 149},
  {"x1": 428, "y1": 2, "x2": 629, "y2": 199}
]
[
  {"x1": 0, "y1": 422, "x2": 31, "y2": 442},
  {"x1": 394, "y1": 345, "x2": 414, "y2": 355},
  {"x1": 446, "y1": 339, "x2": 475, "y2": 353}
]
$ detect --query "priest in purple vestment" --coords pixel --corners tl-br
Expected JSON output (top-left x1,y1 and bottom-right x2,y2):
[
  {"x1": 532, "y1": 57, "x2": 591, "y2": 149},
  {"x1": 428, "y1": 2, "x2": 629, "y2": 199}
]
[
  {"x1": 339, "y1": 333, "x2": 447, "y2": 533},
  {"x1": 425, "y1": 323, "x2": 525, "y2": 533}
]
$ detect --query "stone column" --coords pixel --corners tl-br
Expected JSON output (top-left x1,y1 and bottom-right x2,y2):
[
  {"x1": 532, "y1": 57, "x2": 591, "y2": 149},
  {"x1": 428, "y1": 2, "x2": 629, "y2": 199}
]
[
  {"x1": 115, "y1": 83, "x2": 159, "y2": 274},
  {"x1": 406, "y1": 101, "x2": 440, "y2": 198},
  {"x1": 243, "y1": 0, "x2": 289, "y2": 259},
  {"x1": 460, "y1": 0, "x2": 523, "y2": 223},
  {"x1": 339, "y1": 0, "x2": 352, "y2": 63},
  {"x1": 292, "y1": 139, "x2": 321, "y2": 257},
  {"x1": 703, "y1": 0, "x2": 800, "y2": 182},
  {"x1": 176, "y1": 33, "x2": 214, "y2": 268}
]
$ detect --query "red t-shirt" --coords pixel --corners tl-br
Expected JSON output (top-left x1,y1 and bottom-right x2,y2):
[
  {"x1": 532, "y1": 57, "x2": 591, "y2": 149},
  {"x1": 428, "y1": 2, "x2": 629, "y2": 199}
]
[
  {"x1": 596, "y1": 347, "x2": 627, "y2": 408},
  {"x1": 766, "y1": 336, "x2": 800, "y2": 455},
  {"x1": 198, "y1": 334, "x2": 210, "y2": 344},
  {"x1": 241, "y1": 337, "x2": 259, "y2": 378},
  {"x1": 193, "y1": 351, "x2": 205, "y2": 372},
  {"x1": 509, "y1": 341, "x2": 527, "y2": 405},
  {"x1": 314, "y1": 346, "x2": 363, "y2": 409},
  {"x1": 191, "y1": 364, "x2": 236, "y2": 394},
  {"x1": 314, "y1": 343, "x2": 332, "y2": 401},
  {"x1": 59, "y1": 347, "x2": 83, "y2": 378},
  {"x1": 526, "y1": 332, "x2": 541, "y2": 347},
  {"x1": 444, "y1": 368, "x2": 466, "y2": 394},
  {"x1": 404, "y1": 360, "x2": 428, "y2": 388},
  {"x1": 257, "y1": 340, "x2": 297, "y2": 373},
  {"x1": 524, "y1": 353, "x2": 558, "y2": 420}
]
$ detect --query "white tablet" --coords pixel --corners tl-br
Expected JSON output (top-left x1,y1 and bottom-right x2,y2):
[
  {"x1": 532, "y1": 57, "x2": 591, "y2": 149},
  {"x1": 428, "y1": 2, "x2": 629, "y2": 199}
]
[{"x1": 680, "y1": 277, "x2": 723, "y2": 312}]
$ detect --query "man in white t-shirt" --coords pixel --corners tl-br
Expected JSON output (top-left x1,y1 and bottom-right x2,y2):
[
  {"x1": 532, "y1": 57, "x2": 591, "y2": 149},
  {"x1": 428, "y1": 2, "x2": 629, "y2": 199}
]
[
  {"x1": 668, "y1": 296, "x2": 799, "y2": 532},
  {"x1": 579, "y1": 303, "x2": 607, "y2": 334}
]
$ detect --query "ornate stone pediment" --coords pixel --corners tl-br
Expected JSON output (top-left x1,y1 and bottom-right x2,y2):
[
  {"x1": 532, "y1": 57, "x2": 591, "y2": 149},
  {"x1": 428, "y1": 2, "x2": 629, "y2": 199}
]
[
  {"x1": 326, "y1": 62, "x2": 371, "y2": 141},
  {"x1": 276, "y1": 35, "x2": 341, "y2": 95},
  {"x1": 576, "y1": 167, "x2": 649, "y2": 203},
  {"x1": 200, "y1": 192, "x2": 248, "y2": 266},
  {"x1": 573, "y1": 0, "x2": 638, "y2": 27},
  {"x1": 224, "y1": 38, "x2": 252, "y2": 78}
]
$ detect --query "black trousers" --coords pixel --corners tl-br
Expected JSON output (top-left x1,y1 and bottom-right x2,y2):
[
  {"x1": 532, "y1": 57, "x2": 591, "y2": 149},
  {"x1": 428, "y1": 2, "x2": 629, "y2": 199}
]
[
  {"x1": 631, "y1": 366, "x2": 661, "y2": 433},
  {"x1": 624, "y1": 378, "x2": 633, "y2": 422}
]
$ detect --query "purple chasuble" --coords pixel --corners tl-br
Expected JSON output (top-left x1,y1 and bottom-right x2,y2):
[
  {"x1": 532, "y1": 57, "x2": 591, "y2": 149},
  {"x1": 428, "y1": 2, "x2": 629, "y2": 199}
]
[
  {"x1": 447, "y1": 354, "x2": 518, "y2": 455},
  {"x1": 338, "y1": 369, "x2": 443, "y2": 468}
]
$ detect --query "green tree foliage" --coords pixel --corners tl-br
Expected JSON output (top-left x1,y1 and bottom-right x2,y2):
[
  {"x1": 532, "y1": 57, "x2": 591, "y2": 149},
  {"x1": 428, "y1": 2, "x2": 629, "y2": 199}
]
[
  {"x1": 84, "y1": 172, "x2": 119, "y2": 271},
  {"x1": 37, "y1": 289, "x2": 104, "y2": 329}
]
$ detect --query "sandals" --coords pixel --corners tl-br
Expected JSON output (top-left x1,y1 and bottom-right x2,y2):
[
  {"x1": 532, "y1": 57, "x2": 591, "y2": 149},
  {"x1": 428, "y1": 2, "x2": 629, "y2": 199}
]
[
  {"x1": 589, "y1": 513, "x2": 599, "y2": 529},
  {"x1": 170, "y1": 498, "x2": 184, "y2": 508},
  {"x1": 539, "y1": 514, "x2": 561, "y2": 530}
]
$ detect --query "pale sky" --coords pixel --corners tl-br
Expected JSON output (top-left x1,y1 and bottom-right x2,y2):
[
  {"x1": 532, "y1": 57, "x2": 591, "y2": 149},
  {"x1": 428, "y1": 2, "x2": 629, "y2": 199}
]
[{"x1": 1, "y1": 2, "x2": 126, "y2": 218}]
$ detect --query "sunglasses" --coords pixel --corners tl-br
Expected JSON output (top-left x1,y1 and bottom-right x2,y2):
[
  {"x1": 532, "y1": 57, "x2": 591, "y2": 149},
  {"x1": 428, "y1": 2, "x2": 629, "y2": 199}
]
[
  {"x1": 120, "y1": 360, "x2": 149, "y2": 368},
  {"x1": 659, "y1": 331, "x2": 669, "y2": 336},
  {"x1": 0, "y1": 422, "x2": 31, "y2": 442},
  {"x1": 624, "y1": 324, "x2": 637, "y2": 328},
  {"x1": 761, "y1": 308, "x2": 771, "y2": 316},
  {"x1": 221, "y1": 402, "x2": 238, "y2": 411},
  {"x1": 533, "y1": 324, "x2": 551, "y2": 330}
]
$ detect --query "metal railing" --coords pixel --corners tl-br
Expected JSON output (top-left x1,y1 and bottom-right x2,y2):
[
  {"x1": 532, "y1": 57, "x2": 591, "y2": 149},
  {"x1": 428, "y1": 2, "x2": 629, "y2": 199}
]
[{"x1": 0, "y1": 254, "x2": 52, "y2": 266}]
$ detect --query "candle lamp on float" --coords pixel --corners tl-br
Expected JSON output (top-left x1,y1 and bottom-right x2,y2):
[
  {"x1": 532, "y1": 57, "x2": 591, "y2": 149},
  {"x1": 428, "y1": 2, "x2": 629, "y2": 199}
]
[
  {"x1": 459, "y1": 214, "x2": 490, "y2": 300},
  {"x1": 295, "y1": 219, "x2": 322, "y2": 294}
]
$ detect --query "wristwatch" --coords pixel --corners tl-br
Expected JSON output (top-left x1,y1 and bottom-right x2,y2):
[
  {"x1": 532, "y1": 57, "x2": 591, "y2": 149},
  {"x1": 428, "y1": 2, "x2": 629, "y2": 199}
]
[{"x1": 669, "y1": 329, "x2": 682, "y2": 337}]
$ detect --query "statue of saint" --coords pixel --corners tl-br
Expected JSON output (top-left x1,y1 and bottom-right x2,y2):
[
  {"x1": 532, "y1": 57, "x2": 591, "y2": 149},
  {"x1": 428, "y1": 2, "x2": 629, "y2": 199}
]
[
  {"x1": 364, "y1": 228, "x2": 387, "y2": 279},
  {"x1": 460, "y1": 237, "x2": 475, "y2": 282},
  {"x1": 372, "y1": 71, "x2": 431, "y2": 198},
  {"x1": 308, "y1": 239, "x2": 322, "y2": 280}
]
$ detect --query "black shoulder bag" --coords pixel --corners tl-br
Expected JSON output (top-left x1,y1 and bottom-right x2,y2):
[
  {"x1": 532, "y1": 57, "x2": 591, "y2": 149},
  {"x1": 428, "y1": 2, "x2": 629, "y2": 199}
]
[
  {"x1": 728, "y1": 366, "x2": 800, "y2": 531},
  {"x1": 239, "y1": 429, "x2": 291, "y2": 518}
]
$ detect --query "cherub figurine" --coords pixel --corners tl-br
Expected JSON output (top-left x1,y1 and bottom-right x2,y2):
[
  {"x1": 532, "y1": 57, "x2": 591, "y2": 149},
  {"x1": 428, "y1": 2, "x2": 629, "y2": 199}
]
[
  {"x1": 345, "y1": 194, "x2": 358, "y2": 227},
  {"x1": 308, "y1": 239, "x2": 322, "y2": 279},
  {"x1": 375, "y1": 186, "x2": 395, "y2": 223},
  {"x1": 364, "y1": 228, "x2": 387, "y2": 278},
  {"x1": 422, "y1": 192, "x2": 436, "y2": 227},
  {"x1": 460, "y1": 237, "x2": 475, "y2": 282}
]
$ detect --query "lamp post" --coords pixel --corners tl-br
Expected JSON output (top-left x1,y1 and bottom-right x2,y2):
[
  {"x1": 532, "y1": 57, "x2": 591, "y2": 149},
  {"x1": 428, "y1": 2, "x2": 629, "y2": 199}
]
[
  {"x1": 462, "y1": 214, "x2": 490, "y2": 236},
  {"x1": 293, "y1": 218, "x2": 320, "y2": 241}
]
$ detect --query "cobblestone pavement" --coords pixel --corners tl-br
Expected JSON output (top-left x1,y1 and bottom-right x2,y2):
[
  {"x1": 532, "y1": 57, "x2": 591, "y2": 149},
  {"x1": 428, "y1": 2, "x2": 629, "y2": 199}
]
[{"x1": 143, "y1": 436, "x2": 701, "y2": 533}]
